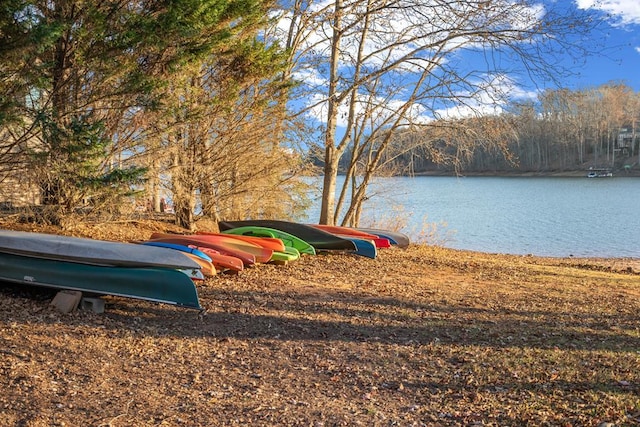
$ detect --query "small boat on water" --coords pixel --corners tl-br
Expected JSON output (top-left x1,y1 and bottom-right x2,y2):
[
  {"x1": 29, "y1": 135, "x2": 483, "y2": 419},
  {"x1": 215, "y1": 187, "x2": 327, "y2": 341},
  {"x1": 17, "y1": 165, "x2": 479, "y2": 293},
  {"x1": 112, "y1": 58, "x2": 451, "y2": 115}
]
[{"x1": 587, "y1": 168, "x2": 613, "y2": 178}]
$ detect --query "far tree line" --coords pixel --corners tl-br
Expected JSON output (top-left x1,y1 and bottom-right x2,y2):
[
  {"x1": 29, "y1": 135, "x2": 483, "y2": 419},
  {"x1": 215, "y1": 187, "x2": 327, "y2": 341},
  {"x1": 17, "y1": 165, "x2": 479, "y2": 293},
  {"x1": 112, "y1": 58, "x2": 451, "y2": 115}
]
[{"x1": 370, "y1": 83, "x2": 640, "y2": 176}]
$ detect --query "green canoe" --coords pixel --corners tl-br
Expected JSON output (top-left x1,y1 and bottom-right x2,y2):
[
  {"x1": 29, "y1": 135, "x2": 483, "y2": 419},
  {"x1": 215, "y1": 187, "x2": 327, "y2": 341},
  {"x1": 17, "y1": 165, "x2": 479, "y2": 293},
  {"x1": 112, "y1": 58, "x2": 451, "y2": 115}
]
[
  {"x1": 0, "y1": 252, "x2": 201, "y2": 309},
  {"x1": 270, "y1": 246, "x2": 301, "y2": 263},
  {"x1": 222, "y1": 226, "x2": 316, "y2": 255}
]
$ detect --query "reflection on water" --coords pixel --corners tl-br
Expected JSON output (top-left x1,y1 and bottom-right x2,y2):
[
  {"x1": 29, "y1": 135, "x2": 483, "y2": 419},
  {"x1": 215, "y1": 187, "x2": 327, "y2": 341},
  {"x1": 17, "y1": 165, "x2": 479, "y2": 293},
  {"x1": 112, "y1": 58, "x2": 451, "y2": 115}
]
[{"x1": 303, "y1": 176, "x2": 640, "y2": 258}]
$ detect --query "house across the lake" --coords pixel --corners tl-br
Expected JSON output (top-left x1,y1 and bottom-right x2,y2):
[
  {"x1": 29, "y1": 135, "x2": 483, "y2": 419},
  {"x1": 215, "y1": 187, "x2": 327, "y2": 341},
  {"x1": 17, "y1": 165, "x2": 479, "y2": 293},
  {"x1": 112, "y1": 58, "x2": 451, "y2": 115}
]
[{"x1": 617, "y1": 125, "x2": 637, "y2": 157}]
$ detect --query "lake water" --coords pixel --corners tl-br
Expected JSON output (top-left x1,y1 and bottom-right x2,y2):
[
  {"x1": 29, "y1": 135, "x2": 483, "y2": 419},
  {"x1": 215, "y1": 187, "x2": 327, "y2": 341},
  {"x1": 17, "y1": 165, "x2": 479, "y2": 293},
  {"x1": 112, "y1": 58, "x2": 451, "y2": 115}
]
[{"x1": 301, "y1": 176, "x2": 640, "y2": 258}]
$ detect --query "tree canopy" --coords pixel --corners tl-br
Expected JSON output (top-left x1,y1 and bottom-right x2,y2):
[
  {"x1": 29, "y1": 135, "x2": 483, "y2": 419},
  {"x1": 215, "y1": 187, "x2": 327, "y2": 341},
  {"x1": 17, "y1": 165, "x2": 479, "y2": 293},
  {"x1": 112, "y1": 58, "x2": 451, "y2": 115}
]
[{"x1": 0, "y1": 0, "x2": 292, "y2": 225}]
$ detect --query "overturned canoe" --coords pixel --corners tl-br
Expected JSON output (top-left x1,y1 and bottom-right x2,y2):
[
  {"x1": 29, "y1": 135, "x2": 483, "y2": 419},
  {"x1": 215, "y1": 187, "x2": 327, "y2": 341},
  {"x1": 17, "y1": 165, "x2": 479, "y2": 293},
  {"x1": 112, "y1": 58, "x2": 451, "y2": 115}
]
[
  {"x1": 0, "y1": 251, "x2": 202, "y2": 309},
  {"x1": 335, "y1": 236, "x2": 377, "y2": 259},
  {"x1": 0, "y1": 229, "x2": 200, "y2": 269},
  {"x1": 197, "y1": 231, "x2": 286, "y2": 252},
  {"x1": 218, "y1": 220, "x2": 356, "y2": 252},
  {"x1": 146, "y1": 234, "x2": 256, "y2": 267},
  {"x1": 355, "y1": 227, "x2": 410, "y2": 248},
  {"x1": 269, "y1": 246, "x2": 301, "y2": 263},
  {"x1": 177, "y1": 233, "x2": 273, "y2": 263},
  {"x1": 194, "y1": 247, "x2": 244, "y2": 273},
  {"x1": 222, "y1": 226, "x2": 316, "y2": 256},
  {"x1": 310, "y1": 224, "x2": 391, "y2": 249},
  {"x1": 137, "y1": 241, "x2": 213, "y2": 262}
]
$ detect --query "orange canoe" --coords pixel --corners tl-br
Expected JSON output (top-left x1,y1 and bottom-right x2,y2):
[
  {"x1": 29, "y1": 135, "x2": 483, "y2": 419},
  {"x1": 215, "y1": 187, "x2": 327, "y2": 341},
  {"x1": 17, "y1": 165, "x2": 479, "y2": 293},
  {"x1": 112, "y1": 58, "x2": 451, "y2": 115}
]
[
  {"x1": 193, "y1": 246, "x2": 244, "y2": 273},
  {"x1": 148, "y1": 234, "x2": 257, "y2": 266},
  {"x1": 197, "y1": 231, "x2": 286, "y2": 252},
  {"x1": 184, "y1": 252, "x2": 217, "y2": 277},
  {"x1": 172, "y1": 233, "x2": 273, "y2": 263}
]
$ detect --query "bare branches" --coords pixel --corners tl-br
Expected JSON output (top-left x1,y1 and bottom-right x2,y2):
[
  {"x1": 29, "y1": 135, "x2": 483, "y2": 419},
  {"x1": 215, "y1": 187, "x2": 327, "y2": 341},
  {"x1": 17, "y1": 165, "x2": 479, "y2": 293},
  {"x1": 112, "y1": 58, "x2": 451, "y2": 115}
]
[{"x1": 274, "y1": 0, "x2": 598, "y2": 224}]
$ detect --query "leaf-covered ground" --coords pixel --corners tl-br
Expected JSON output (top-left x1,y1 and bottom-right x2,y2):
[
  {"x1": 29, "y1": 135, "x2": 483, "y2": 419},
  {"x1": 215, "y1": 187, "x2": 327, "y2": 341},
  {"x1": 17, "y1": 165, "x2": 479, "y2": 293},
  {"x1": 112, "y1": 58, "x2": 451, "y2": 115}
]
[{"x1": 0, "y1": 220, "x2": 639, "y2": 426}]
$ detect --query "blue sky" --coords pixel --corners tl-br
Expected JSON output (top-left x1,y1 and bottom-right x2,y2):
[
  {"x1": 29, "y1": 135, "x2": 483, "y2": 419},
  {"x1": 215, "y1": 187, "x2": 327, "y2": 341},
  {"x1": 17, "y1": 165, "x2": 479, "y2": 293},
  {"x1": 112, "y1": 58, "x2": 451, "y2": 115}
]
[
  {"x1": 572, "y1": 0, "x2": 640, "y2": 91},
  {"x1": 274, "y1": 0, "x2": 640, "y2": 126}
]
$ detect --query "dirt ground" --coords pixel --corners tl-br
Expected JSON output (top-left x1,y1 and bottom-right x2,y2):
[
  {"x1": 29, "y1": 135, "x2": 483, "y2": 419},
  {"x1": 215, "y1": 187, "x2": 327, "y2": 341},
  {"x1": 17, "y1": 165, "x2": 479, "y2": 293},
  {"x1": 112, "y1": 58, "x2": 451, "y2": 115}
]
[{"x1": 0, "y1": 218, "x2": 639, "y2": 426}]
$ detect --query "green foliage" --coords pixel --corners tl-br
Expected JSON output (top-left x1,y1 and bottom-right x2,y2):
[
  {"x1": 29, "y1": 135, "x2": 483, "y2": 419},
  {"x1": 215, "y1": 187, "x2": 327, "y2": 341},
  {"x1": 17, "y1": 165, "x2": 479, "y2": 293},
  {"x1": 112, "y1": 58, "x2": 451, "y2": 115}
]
[
  {"x1": 0, "y1": 0, "x2": 281, "y2": 222},
  {"x1": 0, "y1": 0, "x2": 60, "y2": 126},
  {"x1": 30, "y1": 111, "x2": 142, "y2": 208}
]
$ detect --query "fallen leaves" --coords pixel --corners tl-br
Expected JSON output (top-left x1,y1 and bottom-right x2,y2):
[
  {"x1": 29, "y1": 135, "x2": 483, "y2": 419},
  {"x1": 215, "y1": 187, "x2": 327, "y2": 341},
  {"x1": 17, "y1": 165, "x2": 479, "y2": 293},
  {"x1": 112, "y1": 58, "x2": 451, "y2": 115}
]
[{"x1": 0, "y1": 219, "x2": 638, "y2": 425}]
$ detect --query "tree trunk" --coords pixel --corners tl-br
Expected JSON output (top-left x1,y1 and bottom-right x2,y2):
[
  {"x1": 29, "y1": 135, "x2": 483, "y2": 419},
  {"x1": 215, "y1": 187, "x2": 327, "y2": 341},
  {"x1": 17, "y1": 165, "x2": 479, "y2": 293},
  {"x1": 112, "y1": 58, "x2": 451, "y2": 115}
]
[
  {"x1": 318, "y1": 0, "x2": 343, "y2": 226},
  {"x1": 320, "y1": 146, "x2": 339, "y2": 225}
]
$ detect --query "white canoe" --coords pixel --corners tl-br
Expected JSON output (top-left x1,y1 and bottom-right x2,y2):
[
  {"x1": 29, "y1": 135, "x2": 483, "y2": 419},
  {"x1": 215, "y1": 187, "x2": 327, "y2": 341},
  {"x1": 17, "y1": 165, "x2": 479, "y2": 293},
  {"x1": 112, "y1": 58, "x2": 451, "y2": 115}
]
[{"x1": 0, "y1": 229, "x2": 200, "y2": 269}]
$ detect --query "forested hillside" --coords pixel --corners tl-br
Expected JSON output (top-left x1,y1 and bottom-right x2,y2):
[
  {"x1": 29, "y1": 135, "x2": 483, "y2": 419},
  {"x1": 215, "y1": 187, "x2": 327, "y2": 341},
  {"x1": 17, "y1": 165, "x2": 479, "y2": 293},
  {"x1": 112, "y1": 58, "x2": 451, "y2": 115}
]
[{"x1": 372, "y1": 83, "x2": 640, "y2": 176}]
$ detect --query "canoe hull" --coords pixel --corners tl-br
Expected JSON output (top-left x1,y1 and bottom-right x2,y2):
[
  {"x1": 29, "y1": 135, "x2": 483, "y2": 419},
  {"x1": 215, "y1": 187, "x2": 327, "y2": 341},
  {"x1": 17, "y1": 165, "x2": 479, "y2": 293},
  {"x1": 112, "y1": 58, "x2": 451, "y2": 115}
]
[
  {"x1": 198, "y1": 231, "x2": 286, "y2": 252},
  {"x1": 0, "y1": 229, "x2": 200, "y2": 269},
  {"x1": 355, "y1": 227, "x2": 410, "y2": 248},
  {"x1": 270, "y1": 247, "x2": 301, "y2": 263},
  {"x1": 218, "y1": 220, "x2": 356, "y2": 252},
  {"x1": 0, "y1": 252, "x2": 202, "y2": 309},
  {"x1": 339, "y1": 236, "x2": 377, "y2": 259},
  {"x1": 182, "y1": 234, "x2": 273, "y2": 263},
  {"x1": 311, "y1": 225, "x2": 391, "y2": 249},
  {"x1": 222, "y1": 226, "x2": 316, "y2": 255},
  {"x1": 195, "y1": 247, "x2": 244, "y2": 273},
  {"x1": 147, "y1": 235, "x2": 256, "y2": 266}
]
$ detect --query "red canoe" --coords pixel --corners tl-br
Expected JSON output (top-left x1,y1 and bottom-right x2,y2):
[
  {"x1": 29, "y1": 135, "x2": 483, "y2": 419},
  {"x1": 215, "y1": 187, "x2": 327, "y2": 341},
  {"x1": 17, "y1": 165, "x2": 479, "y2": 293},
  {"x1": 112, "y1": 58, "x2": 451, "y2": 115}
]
[
  {"x1": 192, "y1": 246, "x2": 244, "y2": 273},
  {"x1": 196, "y1": 231, "x2": 286, "y2": 252},
  {"x1": 148, "y1": 234, "x2": 257, "y2": 266},
  {"x1": 310, "y1": 225, "x2": 391, "y2": 248}
]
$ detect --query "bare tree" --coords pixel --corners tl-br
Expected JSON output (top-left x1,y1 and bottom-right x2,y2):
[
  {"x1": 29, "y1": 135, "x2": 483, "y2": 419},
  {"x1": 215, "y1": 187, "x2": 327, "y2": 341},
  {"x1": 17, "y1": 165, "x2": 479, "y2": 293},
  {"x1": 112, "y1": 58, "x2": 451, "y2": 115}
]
[
  {"x1": 274, "y1": 0, "x2": 598, "y2": 225},
  {"x1": 142, "y1": 40, "x2": 307, "y2": 230}
]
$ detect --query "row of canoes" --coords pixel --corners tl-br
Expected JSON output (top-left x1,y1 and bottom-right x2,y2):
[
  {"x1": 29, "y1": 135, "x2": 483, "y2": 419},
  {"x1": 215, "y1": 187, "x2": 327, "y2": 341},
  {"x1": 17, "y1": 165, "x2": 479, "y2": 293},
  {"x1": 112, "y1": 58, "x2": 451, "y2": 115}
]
[{"x1": 0, "y1": 221, "x2": 409, "y2": 310}]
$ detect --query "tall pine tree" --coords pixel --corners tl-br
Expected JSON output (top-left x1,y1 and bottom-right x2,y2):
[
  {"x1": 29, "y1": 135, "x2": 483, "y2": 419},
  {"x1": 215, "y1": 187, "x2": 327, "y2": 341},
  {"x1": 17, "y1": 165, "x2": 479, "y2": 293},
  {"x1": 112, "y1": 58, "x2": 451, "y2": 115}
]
[{"x1": 0, "y1": 0, "x2": 271, "y2": 223}]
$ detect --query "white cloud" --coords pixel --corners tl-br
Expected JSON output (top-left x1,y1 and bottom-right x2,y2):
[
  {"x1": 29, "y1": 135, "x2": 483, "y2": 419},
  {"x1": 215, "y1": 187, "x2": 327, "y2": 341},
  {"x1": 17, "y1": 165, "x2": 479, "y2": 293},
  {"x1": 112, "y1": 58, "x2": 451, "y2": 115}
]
[
  {"x1": 432, "y1": 74, "x2": 537, "y2": 120},
  {"x1": 636, "y1": 46, "x2": 640, "y2": 54},
  {"x1": 303, "y1": 72, "x2": 537, "y2": 126},
  {"x1": 275, "y1": 1, "x2": 546, "y2": 127},
  {"x1": 575, "y1": 0, "x2": 640, "y2": 25},
  {"x1": 292, "y1": 68, "x2": 327, "y2": 87}
]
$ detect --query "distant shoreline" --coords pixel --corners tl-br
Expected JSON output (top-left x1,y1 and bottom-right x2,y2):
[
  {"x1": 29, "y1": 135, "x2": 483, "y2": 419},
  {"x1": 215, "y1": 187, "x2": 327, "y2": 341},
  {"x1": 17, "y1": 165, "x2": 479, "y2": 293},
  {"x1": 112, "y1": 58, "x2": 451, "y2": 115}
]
[
  {"x1": 302, "y1": 168, "x2": 640, "y2": 178},
  {"x1": 412, "y1": 170, "x2": 640, "y2": 177},
  {"x1": 315, "y1": 170, "x2": 640, "y2": 178},
  {"x1": 410, "y1": 169, "x2": 640, "y2": 178}
]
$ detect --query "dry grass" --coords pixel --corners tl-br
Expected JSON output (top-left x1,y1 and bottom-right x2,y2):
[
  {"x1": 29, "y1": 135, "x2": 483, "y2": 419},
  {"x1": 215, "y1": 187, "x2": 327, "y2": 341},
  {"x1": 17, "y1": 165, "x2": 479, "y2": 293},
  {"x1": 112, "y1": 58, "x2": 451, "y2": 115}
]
[{"x1": 0, "y1": 219, "x2": 639, "y2": 426}]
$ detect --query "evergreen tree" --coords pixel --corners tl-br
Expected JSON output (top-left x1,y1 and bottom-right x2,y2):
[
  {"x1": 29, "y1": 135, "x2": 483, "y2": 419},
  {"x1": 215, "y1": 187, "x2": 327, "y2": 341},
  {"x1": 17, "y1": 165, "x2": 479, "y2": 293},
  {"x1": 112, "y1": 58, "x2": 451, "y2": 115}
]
[{"x1": 0, "y1": 0, "x2": 268, "y2": 223}]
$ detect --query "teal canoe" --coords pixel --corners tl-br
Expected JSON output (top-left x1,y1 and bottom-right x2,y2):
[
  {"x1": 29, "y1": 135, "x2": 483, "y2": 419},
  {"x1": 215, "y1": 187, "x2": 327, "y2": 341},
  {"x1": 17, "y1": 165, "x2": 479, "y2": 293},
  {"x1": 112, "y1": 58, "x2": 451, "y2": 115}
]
[
  {"x1": 222, "y1": 226, "x2": 316, "y2": 255},
  {"x1": 339, "y1": 236, "x2": 378, "y2": 259},
  {"x1": 0, "y1": 252, "x2": 202, "y2": 309}
]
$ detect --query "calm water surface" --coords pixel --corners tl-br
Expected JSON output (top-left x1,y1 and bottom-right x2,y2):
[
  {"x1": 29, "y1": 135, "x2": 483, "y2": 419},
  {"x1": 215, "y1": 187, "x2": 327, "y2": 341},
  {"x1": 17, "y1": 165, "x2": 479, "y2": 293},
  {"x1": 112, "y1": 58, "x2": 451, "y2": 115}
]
[{"x1": 303, "y1": 176, "x2": 640, "y2": 258}]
